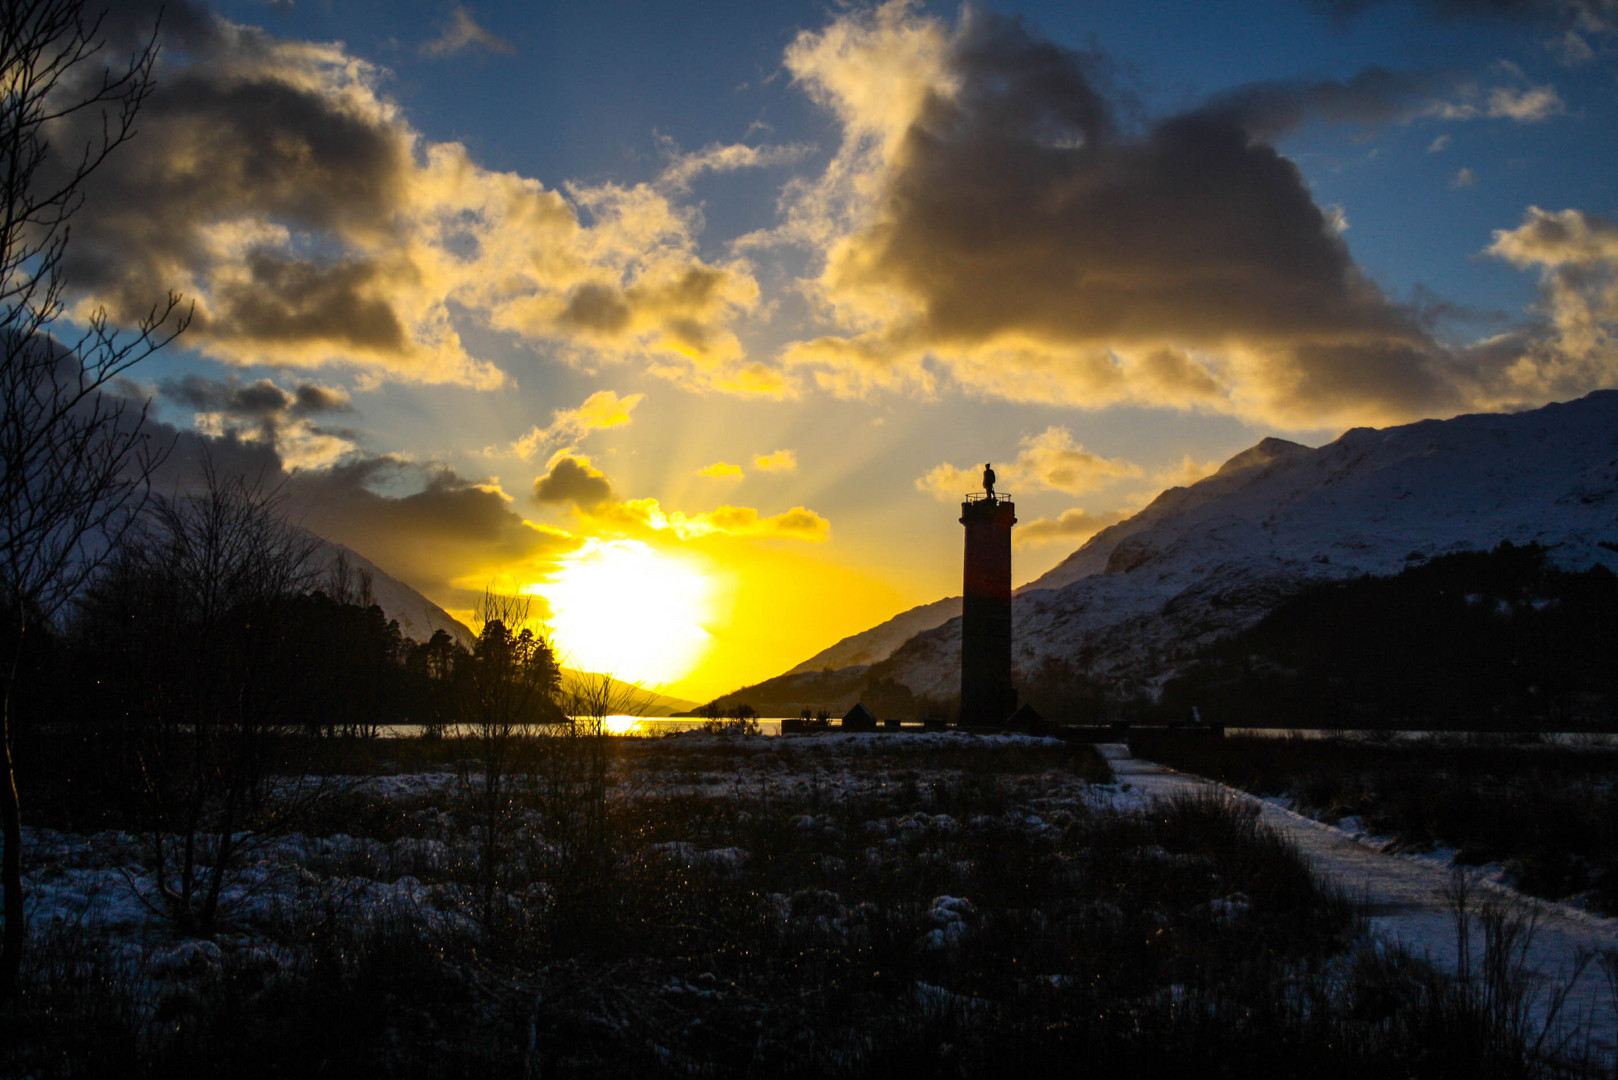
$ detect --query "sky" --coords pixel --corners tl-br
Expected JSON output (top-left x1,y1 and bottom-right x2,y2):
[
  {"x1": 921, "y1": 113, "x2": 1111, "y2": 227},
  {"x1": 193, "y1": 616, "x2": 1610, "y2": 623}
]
[{"x1": 58, "y1": 0, "x2": 1618, "y2": 701}]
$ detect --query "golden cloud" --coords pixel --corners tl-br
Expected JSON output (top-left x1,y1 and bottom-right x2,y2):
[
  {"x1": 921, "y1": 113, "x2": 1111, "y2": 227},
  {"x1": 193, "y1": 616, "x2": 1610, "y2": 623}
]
[
  {"x1": 658, "y1": 139, "x2": 817, "y2": 192},
  {"x1": 1485, "y1": 206, "x2": 1618, "y2": 397},
  {"x1": 753, "y1": 449, "x2": 798, "y2": 472},
  {"x1": 59, "y1": 5, "x2": 763, "y2": 390},
  {"x1": 1152, "y1": 454, "x2": 1224, "y2": 490},
  {"x1": 587, "y1": 498, "x2": 830, "y2": 543},
  {"x1": 526, "y1": 452, "x2": 830, "y2": 544},
  {"x1": 1014, "y1": 508, "x2": 1131, "y2": 548},
  {"x1": 498, "y1": 389, "x2": 645, "y2": 460},
  {"x1": 918, "y1": 427, "x2": 1142, "y2": 500},
  {"x1": 697, "y1": 461, "x2": 745, "y2": 479}
]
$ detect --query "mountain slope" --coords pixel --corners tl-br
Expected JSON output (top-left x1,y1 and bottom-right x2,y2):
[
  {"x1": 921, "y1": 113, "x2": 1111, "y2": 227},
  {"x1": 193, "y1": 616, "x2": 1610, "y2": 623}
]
[
  {"x1": 784, "y1": 595, "x2": 964, "y2": 676},
  {"x1": 310, "y1": 538, "x2": 475, "y2": 649},
  {"x1": 780, "y1": 392, "x2": 1618, "y2": 709}
]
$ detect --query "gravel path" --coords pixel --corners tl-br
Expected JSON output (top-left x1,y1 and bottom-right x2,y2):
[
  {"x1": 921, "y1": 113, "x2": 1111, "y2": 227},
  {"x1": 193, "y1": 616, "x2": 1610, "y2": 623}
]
[{"x1": 1098, "y1": 743, "x2": 1618, "y2": 1067}]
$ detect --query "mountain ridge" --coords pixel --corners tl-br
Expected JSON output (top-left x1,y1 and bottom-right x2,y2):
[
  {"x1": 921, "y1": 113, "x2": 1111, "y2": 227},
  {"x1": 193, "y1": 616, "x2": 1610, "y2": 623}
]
[{"x1": 722, "y1": 391, "x2": 1618, "y2": 714}]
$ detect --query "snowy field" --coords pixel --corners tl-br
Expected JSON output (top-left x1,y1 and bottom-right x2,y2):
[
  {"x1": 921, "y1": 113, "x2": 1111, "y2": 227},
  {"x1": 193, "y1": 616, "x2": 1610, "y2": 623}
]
[{"x1": 10, "y1": 730, "x2": 1615, "y2": 1076}]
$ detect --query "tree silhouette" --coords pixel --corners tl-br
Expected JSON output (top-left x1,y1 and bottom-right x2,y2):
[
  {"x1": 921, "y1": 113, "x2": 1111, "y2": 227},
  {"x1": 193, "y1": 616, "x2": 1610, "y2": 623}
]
[
  {"x1": 73, "y1": 464, "x2": 319, "y2": 932},
  {"x1": 461, "y1": 590, "x2": 561, "y2": 927},
  {"x1": 0, "y1": 0, "x2": 186, "y2": 997}
]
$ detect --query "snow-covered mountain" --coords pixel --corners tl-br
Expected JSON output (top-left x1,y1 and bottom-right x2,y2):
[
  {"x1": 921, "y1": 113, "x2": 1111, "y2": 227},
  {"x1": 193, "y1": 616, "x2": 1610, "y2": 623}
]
[
  {"x1": 784, "y1": 595, "x2": 963, "y2": 676},
  {"x1": 763, "y1": 392, "x2": 1618, "y2": 707},
  {"x1": 310, "y1": 538, "x2": 475, "y2": 649}
]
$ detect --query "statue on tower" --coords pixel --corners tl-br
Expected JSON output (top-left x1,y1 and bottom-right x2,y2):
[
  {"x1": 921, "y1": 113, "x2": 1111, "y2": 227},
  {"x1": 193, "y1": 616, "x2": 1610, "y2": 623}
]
[{"x1": 982, "y1": 462, "x2": 996, "y2": 497}]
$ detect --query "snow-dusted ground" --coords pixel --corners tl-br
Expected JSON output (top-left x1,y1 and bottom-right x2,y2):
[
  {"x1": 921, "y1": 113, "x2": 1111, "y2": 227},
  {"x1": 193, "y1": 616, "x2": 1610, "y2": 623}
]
[
  {"x1": 18, "y1": 731, "x2": 1616, "y2": 1069},
  {"x1": 1100, "y1": 743, "x2": 1618, "y2": 1065}
]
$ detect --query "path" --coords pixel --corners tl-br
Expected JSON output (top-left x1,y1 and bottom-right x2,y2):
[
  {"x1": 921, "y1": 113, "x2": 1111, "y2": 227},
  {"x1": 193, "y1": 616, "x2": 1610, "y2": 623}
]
[{"x1": 1097, "y1": 743, "x2": 1618, "y2": 1066}]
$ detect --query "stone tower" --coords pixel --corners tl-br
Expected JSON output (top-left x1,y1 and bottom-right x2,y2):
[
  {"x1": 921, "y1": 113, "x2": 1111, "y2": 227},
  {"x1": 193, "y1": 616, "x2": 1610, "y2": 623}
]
[{"x1": 959, "y1": 471, "x2": 1016, "y2": 726}]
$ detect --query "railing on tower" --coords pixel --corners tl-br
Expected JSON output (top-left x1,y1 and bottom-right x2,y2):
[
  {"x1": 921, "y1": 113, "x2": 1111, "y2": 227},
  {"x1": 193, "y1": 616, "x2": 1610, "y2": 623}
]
[{"x1": 962, "y1": 491, "x2": 1011, "y2": 505}]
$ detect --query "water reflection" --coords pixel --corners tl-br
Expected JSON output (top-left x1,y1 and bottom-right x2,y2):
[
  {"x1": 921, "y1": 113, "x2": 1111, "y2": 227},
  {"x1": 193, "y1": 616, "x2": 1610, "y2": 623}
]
[{"x1": 377, "y1": 716, "x2": 788, "y2": 738}]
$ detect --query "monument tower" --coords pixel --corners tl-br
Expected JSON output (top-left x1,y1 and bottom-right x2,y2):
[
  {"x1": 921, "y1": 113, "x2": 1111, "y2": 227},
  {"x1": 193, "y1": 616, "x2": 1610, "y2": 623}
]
[{"x1": 959, "y1": 464, "x2": 1016, "y2": 726}]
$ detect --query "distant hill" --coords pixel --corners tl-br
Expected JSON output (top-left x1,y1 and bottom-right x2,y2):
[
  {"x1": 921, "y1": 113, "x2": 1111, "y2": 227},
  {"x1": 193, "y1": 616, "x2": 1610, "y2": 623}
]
[
  {"x1": 561, "y1": 674, "x2": 698, "y2": 718},
  {"x1": 728, "y1": 391, "x2": 1618, "y2": 715}
]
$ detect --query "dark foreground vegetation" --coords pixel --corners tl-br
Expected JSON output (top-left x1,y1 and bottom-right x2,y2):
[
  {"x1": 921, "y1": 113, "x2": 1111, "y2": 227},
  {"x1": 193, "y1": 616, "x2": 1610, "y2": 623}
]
[
  {"x1": 1131, "y1": 731, "x2": 1618, "y2": 915},
  {"x1": 1159, "y1": 543, "x2": 1618, "y2": 731},
  {"x1": 4, "y1": 734, "x2": 1612, "y2": 1078}
]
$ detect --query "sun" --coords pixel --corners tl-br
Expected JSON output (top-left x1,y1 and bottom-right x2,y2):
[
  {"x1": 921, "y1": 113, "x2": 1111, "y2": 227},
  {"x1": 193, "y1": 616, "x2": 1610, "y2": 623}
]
[{"x1": 527, "y1": 539, "x2": 715, "y2": 686}]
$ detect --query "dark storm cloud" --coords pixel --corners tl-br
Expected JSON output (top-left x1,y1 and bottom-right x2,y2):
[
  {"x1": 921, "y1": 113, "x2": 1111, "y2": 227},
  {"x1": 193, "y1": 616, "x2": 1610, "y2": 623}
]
[
  {"x1": 1201, "y1": 67, "x2": 1449, "y2": 140},
  {"x1": 161, "y1": 374, "x2": 354, "y2": 420},
  {"x1": 44, "y1": 5, "x2": 428, "y2": 375},
  {"x1": 157, "y1": 374, "x2": 357, "y2": 468},
  {"x1": 532, "y1": 456, "x2": 615, "y2": 507},
  {"x1": 137, "y1": 413, "x2": 574, "y2": 598},
  {"x1": 785, "y1": 6, "x2": 1487, "y2": 426},
  {"x1": 287, "y1": 460, "x2": 579, "y2": 597},
  {"x1": 207, "y1": 253, "x2": 413, "y2": 353}
]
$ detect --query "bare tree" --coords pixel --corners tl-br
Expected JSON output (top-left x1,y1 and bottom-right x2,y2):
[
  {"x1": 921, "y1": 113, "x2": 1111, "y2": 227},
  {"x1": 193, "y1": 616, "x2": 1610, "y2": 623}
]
[
  {"x1": 0, "y1": 0, "x2": 186, "y2": 997},
  {"x1": 461, "y1": 590, "x2": 560, "y2": 927},
  {"x1": 79, "y1": 463, "x2": 320, "y2": 932},
  {"x1": 554, "y1": 671, "x2": 648, "y2": 854}
]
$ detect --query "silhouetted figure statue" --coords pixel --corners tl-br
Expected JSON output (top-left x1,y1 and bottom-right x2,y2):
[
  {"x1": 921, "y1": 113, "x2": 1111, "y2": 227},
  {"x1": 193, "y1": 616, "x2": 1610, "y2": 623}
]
[{"x1": 983, "y1": 462, "x2": 996, "y2": 497}]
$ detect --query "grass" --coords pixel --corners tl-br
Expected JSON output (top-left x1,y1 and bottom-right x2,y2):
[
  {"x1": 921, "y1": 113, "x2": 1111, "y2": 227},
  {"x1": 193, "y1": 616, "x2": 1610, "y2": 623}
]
[
  {"x1": 1128, "y1": 731, "x2": 1618, "y2": 914},
  {"x1": 2, "y1": 733, "x2": 1608, "y2": 1077}
]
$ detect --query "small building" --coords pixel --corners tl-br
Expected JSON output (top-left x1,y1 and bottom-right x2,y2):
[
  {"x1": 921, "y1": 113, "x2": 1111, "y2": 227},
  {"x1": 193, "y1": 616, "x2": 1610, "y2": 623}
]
[
  {"x1": 1007, "y1": 702, "x2": 1047, "y2": 734},
  {"x1": 842, "y1": 702, "x2": 877, "y2": 731}
]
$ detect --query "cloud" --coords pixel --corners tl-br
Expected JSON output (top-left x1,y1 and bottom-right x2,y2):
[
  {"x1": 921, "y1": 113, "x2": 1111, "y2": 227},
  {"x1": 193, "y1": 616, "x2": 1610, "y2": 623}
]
[
  {"x1": 1428, "y1": 133, "x2": 1452, "y2": 151},
  {"x1": 1486, "y1": 82, "x2": 1566, "y2": 119},
  {"x1": 421, "y1": 5, "x2": 514, "y2": 57},
  {"x1": 1486, "y1": 206, "x2": 1618, "y2": 390},
  {"x1": 1207, "y1": 66, "x2": 1563, "y2": 135},
  {"x1": 1451, "y1": 167, "x2": 1478, "y2": 188},
  {"x1": 590, "y1": 499, "x2": 832, "y2": 542},
  {"x1": 697, "y1": 461, "x2": 745, "y2": 479},
  {"x1": 769, "y1": 4, "x2": 1610, "y2": 429},
  {"x1": 1429, "y1": 79, "x2": 1566, "y2": 122},
  {"x1": 1152, "y1": 454, "x2": 1224, "y2": 489},
  {"x1": 291, "y1": 460, "x2": 579, "y2": 597},
  {"x1": 658, "y1": 140, "x2": 817, "y2": 191},
  {"x1": 532, "y1": 454, "x2": 615, "y2": 507},
  {"x1": 160, "y1": 374, "x2": 357, "y2": 469},
  {"x1": 752, "y1": 449, "x2": 798, "y2": 472},
  {"x1": 54, "y1": 2, "x2": 763, "y2": 391},
  {"x1": 1011, "y1": 428, "x2": 1143, "y2": 493},
  {"x1": 145, "y1": 426, "x2": 582, "y2": 604},
  {"x1": 162, "y1": 374, "x2": 352, "y2": 418},
  {"x1": 1200, "y1": 67, "x2": 1451, "y2": 141},
  {"x1": 917, "y1": 427, "x2": 1142, "y2": 500},
  {"x1": 1014, "y1": 508, "x2": 1131, "y2": 547},
  {"x1": 527, "y1": 452, "x2": 829, "y2": 541},
  {"x1": 499, "y1": 389, "x2": 645, "y2": 459}
]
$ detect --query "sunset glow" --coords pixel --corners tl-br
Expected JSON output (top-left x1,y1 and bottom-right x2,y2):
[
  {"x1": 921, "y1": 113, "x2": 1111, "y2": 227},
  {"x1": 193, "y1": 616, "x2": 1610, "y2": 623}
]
[
  {"x1": 66, "y1": 0, "x2": 1618, "y2": 706},
  {"x1": 529, "y1": 540, "x2": 715, "y2": 687}
]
